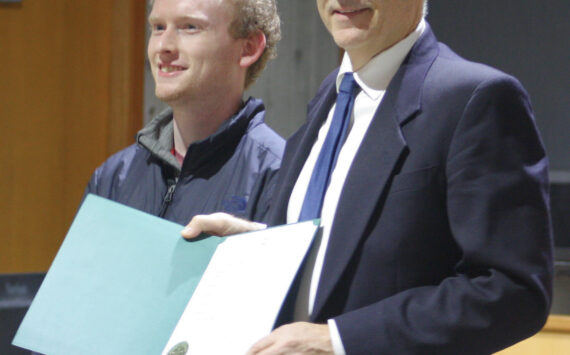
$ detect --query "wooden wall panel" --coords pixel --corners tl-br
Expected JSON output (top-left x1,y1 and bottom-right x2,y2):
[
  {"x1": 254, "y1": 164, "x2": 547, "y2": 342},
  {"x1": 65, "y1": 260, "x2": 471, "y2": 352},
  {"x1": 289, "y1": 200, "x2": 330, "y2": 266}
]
[
  {"x1": 109, "y1": 0, "x2": 146, "y2": 154},
  {"x1": 0, "y1": 1, "x2": 145, "y2": 272}
]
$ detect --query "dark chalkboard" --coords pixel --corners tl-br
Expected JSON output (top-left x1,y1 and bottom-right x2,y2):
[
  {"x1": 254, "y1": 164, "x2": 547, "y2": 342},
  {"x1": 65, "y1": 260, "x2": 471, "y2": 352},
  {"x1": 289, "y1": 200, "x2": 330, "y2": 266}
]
[{"x1": 427, "y1": 1, "x2": 569, "y2": 172}]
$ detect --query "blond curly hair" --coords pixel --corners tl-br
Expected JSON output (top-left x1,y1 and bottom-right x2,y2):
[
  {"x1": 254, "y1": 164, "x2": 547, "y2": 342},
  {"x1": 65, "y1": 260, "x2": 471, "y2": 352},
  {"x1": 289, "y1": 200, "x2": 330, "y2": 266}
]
[{"x1": 228, "y1": 0, "x2": 281, "y2": 89}]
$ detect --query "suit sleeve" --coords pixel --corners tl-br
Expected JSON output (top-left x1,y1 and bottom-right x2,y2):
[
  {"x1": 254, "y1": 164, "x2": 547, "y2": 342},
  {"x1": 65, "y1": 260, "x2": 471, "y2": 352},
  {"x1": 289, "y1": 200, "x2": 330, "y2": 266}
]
[{"x1": 333, "y1": 76, "x2": 553, "y2": 354}]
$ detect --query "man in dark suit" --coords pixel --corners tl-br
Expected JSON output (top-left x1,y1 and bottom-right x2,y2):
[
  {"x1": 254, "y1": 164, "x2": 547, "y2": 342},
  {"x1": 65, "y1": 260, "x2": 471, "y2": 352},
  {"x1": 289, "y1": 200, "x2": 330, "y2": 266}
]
[{"x1": 183, "y1": 0, "x2": 553, "y2": 353}]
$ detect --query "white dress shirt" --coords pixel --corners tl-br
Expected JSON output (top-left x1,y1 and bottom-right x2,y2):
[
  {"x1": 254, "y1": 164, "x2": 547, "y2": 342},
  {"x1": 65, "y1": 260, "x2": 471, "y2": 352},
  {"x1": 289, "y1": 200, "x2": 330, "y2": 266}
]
[{"x1": 286, "y1": 20, "x2": 425, "y2": 354}]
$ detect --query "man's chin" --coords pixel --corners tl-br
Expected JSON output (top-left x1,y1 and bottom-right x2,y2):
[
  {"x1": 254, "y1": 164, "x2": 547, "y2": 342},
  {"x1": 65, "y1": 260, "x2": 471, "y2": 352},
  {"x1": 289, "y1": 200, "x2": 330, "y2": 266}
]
[{"x1": 155, "y1": 89, "x2": 184, "y2": 104}]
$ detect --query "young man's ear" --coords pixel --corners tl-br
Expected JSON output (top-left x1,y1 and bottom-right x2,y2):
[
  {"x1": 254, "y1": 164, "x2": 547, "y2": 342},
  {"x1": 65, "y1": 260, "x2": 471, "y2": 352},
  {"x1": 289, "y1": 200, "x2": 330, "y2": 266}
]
[{"x1": 239, "y1": 30, "x2": 266, "y2": 68}]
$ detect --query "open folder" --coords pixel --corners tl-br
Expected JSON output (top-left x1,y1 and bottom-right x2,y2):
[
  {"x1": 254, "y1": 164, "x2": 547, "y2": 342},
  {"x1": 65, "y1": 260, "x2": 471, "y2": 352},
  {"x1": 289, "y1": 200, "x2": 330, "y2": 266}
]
[{"x1": 13, "y1": 194, "x2": 318, "y2": 355}]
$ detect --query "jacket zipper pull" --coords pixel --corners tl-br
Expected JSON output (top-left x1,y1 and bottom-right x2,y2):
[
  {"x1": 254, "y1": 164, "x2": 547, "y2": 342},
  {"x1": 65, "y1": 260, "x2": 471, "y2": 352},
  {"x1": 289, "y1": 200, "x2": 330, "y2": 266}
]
[{"x1": 159, "y1": 178, "x2": 178, "y2": 217}]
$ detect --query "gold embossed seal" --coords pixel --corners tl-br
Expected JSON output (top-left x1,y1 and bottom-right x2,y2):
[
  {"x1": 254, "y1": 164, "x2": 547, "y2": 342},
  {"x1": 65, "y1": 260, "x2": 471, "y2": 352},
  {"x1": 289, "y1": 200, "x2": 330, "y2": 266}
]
[{"x1": 168, "y1": 341, "x2": 189, "y2": 355}]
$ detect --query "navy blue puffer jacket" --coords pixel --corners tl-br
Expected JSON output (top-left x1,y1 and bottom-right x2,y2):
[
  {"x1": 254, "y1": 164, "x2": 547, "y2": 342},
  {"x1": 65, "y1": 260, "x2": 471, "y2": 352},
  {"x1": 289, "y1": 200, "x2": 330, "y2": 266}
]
[{"x1": 85, "y1": 97, "x2": 284, "y2": 225}]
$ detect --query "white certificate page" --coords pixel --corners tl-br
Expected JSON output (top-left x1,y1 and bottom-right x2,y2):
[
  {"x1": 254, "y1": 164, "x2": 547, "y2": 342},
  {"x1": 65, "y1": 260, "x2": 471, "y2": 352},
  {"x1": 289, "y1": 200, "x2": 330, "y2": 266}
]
[{"x1": 161, "y1": 220, "x2": 319, "y2": 355}]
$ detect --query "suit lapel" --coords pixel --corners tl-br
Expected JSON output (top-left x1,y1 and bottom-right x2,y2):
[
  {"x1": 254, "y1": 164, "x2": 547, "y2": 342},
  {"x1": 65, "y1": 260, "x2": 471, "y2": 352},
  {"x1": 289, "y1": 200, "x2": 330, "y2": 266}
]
[
  {"x1": 311, "y1": 25, "x2": 440, "y2": 320},
  {"x1": 268, "y1": 71, "x2": 339, "y2": 225}
]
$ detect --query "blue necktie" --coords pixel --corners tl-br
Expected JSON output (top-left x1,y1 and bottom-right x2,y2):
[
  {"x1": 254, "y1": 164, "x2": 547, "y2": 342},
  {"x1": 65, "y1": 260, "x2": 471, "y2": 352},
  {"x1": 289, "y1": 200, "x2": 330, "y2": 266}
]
[{"x1": 299, "y1": 73, "x2": 359, "y2": 221}]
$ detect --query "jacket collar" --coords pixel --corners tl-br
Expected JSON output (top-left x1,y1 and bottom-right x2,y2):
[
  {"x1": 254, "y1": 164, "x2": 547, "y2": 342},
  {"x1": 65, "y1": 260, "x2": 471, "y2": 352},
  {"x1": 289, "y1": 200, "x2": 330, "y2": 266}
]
[
  {"x1": 337, "y1": 19, "x2": 426, "y2": 101},
  {"x1": 137, "y1": 97, "x2": 265, "y2": 176}
]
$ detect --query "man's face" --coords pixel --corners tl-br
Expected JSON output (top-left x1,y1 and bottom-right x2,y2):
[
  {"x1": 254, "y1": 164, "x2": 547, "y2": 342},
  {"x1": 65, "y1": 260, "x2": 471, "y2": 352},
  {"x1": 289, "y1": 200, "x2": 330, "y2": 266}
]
[
  {"x1": 147, "y1": 0, "x2": 244, "y2": 104},
  {"x1": 316, "y1": 0, "x2": 423, "y2": 69}
]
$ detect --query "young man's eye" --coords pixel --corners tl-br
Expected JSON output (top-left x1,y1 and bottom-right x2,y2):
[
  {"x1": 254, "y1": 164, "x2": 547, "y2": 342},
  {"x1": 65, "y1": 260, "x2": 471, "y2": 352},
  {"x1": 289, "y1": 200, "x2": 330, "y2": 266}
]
[{"x1": 151, "y1": 24, "x2": 165, "y2": 32}]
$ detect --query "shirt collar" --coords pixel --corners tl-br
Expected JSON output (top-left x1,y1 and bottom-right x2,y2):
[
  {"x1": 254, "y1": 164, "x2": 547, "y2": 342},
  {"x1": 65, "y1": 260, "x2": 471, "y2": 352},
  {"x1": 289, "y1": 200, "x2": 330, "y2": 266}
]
[{"x1": 337, "y1": 19, "x2": 426, "y2": 100}]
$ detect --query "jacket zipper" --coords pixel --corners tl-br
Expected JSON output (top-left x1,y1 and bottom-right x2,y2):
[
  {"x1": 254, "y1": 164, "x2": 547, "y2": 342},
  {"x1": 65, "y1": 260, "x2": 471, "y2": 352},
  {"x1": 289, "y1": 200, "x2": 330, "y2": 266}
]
[{"x1": 159, "y1": 178, "x2": 178, "y2": 218}]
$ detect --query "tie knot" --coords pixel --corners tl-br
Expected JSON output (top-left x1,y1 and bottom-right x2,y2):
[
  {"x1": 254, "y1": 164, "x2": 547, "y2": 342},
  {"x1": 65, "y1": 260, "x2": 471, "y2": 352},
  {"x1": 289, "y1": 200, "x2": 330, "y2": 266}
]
[{"x1": 339, "y1": 73, "x2": 359, "y2": 95}]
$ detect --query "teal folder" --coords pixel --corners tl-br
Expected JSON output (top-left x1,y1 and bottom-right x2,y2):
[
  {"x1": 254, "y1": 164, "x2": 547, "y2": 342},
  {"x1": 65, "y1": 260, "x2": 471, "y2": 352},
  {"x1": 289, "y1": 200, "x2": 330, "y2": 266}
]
[{"x1": 13, "y1": 194, "x2": 225, "y2": 354}]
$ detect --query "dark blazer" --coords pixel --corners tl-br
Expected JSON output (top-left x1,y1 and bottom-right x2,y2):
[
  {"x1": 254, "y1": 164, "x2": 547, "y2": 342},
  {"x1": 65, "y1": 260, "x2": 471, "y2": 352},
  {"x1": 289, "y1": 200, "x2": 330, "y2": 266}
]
[{"x1": 266, "y1": 24, "x2": 553, "y2": 354}]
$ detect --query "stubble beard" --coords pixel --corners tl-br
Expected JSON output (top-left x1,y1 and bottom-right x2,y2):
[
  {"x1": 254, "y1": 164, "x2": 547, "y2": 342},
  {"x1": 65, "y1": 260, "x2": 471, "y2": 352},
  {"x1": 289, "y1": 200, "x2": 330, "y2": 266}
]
[{"x1": 154, "y1": 80, "x2": 194, "y2": 106}]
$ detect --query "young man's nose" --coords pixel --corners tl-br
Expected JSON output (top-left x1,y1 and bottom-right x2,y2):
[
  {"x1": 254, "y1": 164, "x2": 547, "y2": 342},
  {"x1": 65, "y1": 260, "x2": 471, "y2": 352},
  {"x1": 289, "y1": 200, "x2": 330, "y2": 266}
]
[{"x1": 158, "y1": 27, "x2": 178, "y2": 53}]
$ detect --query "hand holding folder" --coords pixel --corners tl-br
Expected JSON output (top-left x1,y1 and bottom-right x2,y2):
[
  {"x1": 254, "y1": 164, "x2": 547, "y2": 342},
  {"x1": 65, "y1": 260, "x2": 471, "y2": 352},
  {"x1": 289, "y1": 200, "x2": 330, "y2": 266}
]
[{"x1": 13, "y1": 195, "x2": 318, "y2": 355}]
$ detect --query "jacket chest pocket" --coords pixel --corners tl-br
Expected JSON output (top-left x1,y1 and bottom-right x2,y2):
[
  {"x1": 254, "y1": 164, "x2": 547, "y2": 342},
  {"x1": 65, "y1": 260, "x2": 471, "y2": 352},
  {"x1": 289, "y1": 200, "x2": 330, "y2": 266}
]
[{"x1": 389, "y1": 165, "x2": 441, "y2": 194}]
